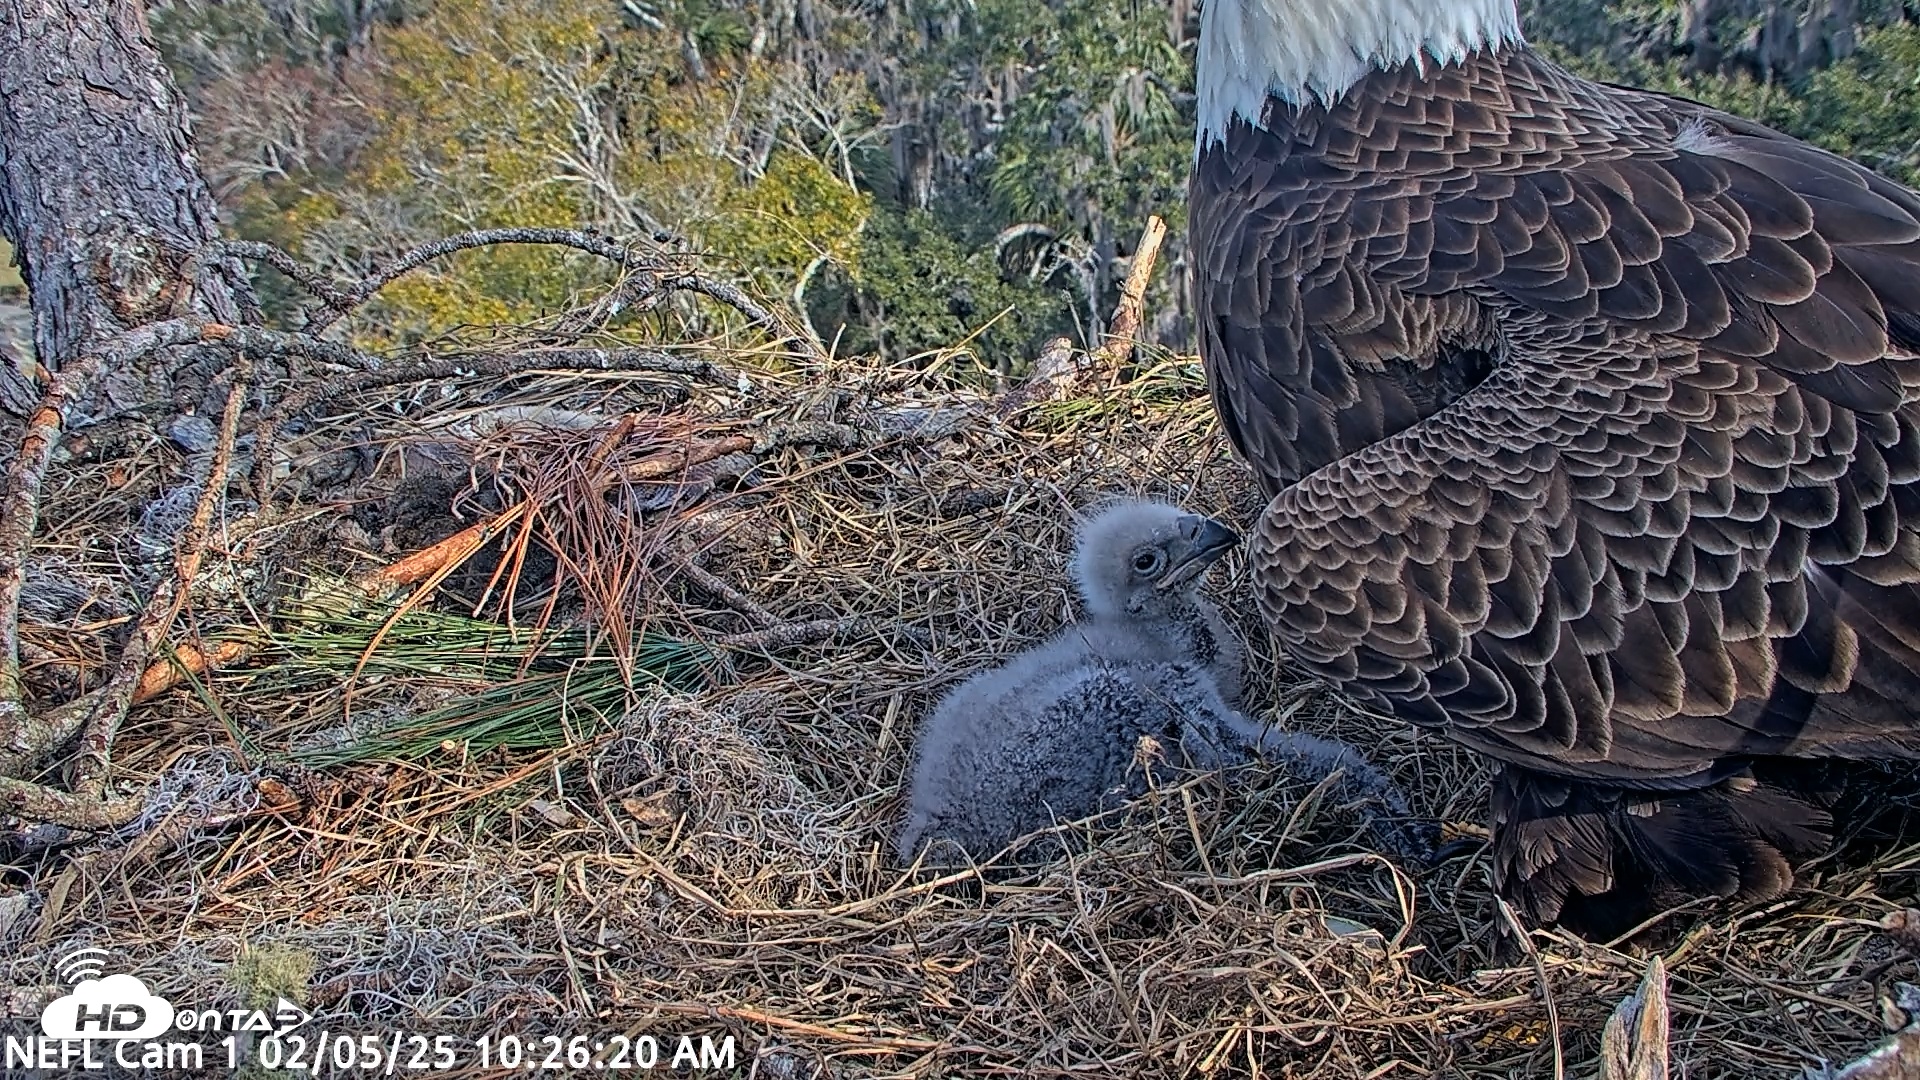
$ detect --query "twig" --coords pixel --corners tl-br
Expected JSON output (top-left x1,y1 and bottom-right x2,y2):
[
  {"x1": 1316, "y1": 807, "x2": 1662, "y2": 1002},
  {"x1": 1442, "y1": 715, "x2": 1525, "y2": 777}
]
[
  {"x1": 1497, "y1": 895, "x2": 1565, "y2": 1080},
  {"x1": 716, "y1": 617, "x2": 864, "y2": 651},
  {"x1": 0, "y1": 776, "x2": 143, "y2": 829},
  {"x1": 994, "y1": 336, "x2": 1081, "y2": 418},
  {"x1": 82, "y1": 317, "x2": 385, "y2": 375},
  {"x1": 1808, "y1": 983, "x2": 1920, "y2": 1079},
  {"x1": 191, "y1": 240, "x2": 356, "y2": 312},
  {"x1": 133, "y1": 640, "x2": 255, "y2": 704},
  {"x1": 652, "y1": 272, "x2": 789, "y2": 339},
  {"x1": 989, "y1": 212, "x2": 1170, "y2": 420},
  {"x1": 0, "y1": 361, "x2": 94, "y2": 770},
  {"x1": 295, "y1": 227, "x2": 792, "y2": 342},
  {"x1": 1600, "y1": 954, "x2": 1670, "y2": 1080},
  {"x1": 665, "y1": 553, "x2": 778, "y2": 627},
  {"x1": 621, "y1": 435, "x2": 755, "y2": 482},
  {"x1": 72, "y1": 355, "x2": 253, "y2": 796},
  {"x1": 1093, "y1": 213, "x2": 1168, "y2": 369}
]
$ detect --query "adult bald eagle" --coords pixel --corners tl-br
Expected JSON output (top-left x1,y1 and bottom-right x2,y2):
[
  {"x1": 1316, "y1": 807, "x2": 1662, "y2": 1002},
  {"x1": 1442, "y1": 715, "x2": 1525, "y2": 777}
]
[{"x1": 1189, "y1": 0, "x2": 1920, "y2": 935}]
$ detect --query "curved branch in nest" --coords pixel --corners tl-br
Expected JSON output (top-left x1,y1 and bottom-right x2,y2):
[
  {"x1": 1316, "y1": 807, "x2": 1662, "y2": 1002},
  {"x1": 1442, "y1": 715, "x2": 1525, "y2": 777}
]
[
  {"x1": 200, "y1": 228, "x2": 809, "y2": 348},
  {"x1": 248, "y1": 346, "x2": 743, "y2": 502}
]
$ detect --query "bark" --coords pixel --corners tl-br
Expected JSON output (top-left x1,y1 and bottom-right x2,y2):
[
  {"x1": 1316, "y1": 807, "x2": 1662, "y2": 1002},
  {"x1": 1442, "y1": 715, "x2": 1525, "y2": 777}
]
[
  {"x1": 0, "y1": 0, "x2": 255, "y2": 822},
  {"x1": 0, "y1": 0, "x2": 253, "y2": 406}
]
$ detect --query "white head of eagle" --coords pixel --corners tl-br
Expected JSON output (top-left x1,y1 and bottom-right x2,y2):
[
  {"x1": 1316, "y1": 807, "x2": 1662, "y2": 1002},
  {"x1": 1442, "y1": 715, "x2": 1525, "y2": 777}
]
[{"x1": 1195, "y1": 0, "x2": 1523, "y2": 147}]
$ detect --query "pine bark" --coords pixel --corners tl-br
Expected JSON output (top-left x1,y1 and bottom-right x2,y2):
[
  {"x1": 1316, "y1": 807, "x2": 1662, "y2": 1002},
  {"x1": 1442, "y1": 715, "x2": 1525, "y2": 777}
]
[{"x1": 0, "y1": 0, "x2": 251, "y2": 411}]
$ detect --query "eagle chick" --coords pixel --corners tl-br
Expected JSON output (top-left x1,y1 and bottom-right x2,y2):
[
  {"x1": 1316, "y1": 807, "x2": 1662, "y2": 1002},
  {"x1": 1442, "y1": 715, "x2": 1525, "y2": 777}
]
[{"x1": 896, "y1": 500, "x2": 1420, "y2": 864}]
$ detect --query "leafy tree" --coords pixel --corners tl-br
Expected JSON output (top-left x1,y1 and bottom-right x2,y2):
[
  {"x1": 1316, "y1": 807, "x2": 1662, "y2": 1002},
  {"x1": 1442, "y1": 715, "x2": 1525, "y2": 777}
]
[
  {"x1": 173, "y1": 0, "x2": 875, "y2": 346},
  {"x1": 155, "y1": 0, "x2": 1920, "y2": 362}
]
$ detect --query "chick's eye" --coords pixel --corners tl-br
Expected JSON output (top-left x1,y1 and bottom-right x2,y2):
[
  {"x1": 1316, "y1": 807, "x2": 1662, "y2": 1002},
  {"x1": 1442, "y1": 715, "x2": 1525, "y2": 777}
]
[{"x1": 1132, "y1": 549, "x2": 1165, "y2": 575}]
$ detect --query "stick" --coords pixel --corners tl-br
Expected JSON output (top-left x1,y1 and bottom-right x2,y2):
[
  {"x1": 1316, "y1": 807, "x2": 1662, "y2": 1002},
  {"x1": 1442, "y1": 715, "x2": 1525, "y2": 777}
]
[
  {"x1": 716, "y1": 617, "x2": 864, "y2": 651},
  {"x1": 992, "y1": 214, "x2": 1170, "y2": 419},
  {"x1": 1093, "y1": 214, "x2": 1168, "y2": 368},
  {"x1": 299, "y1": 227, "x2": 791, "y2": 339},
  {"x1": 665, "y1": 554, "x2": 778, "y2": 627},
  {"x1": 1497, "y1": 895, "x2": 1566, "y2": 1080},
  {"x1": 0, "y1": 364, "x2": 87, "y2": 756},
  {"x1": 1599, "y1": 955, "x2": 1670, "y2": 1080},
  {"x1": 73, "y1": 356, "x2": 253, "y2": 796},
  {"x1": 131, "y1": 640, "x2": 256, "y2": 705},
  {"x1": 0, "y1": 775, "x2": 143, "y2": 829},
  {"x1": 250, "y1": 347, "x2": 736, "y2": 503}
]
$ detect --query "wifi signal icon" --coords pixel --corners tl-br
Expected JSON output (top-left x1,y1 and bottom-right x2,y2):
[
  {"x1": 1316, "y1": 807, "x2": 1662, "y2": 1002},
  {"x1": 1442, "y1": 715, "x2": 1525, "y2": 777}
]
[{"x1": 57, "y1": 948, "x2": 109, "y2": 986}]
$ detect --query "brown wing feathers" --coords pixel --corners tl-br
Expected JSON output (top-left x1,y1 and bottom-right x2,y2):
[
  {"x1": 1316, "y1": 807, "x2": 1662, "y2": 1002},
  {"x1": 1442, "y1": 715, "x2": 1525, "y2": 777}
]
[{"x1": 1194, "y1": 46, "x2": 1920, "y2": 930}]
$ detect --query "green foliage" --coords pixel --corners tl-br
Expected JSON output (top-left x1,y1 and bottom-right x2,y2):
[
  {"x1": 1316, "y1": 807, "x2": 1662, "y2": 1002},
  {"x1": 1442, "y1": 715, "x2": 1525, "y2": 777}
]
[
  {"x1": 260, "y1": 604, "x2": 711, "y2": 765},
  {"x1": 163, "y1": 0, "x2": 1920, "y2": 361},
  {"x1": 976, "y1": 0, "x2": 1191, "y2": 231},
  {"x1": 204, "y1": 0, "x2": 874, "y2": 347},
  {"x1": 706, "y1": 152, "x2": 871, "y2": 281},
  {"x1": 1799, "y1": 24, "x2": 1920, "y2": 185},
  {"x1": 828, "y1": 207, "x2": 1074, "y2": 367}
]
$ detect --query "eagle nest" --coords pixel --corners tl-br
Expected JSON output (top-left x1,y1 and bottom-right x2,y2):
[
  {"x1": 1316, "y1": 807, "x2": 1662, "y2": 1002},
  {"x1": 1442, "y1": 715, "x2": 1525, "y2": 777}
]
[{"x1": 1, "y1": 313, "x2": 1916, "y2": 1079}]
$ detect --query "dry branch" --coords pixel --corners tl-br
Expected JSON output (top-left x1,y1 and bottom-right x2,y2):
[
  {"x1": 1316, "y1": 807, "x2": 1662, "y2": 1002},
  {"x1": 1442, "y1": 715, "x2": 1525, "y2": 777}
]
[
  {"x1": 133, "y1": 640, "x2": 254, "y2": 704},
  {"x1": 73, "y1": 355, "x2": 253, "y2": 796},
  {"x1": 1094, "y1": 213, "x2": 1168, "y2": 369},
  {"x1": 665, "y1": 553, "x2": 778, "y2": 627},
  {"x1": 0, "y1": 362, "x2": 91, "y2": 754},
  {"x1": 289, "y1": 227, "x2": 794, "y2": 341},
  {"x1": 193, "y1": 240, "x2": 356, "y2": 312},
  {"x1": 1600, "y1": 954, "x2": 1670, "y2": 1080},
  {"x1": 0, "y1": 776, "x2": 143, "y2": 829},
  {"x1": 716, "y1": 617, "x2": 865, "y2": 651},
  {"x1": 993, "y1": 215, "x2": 1169, "y2": 419}
]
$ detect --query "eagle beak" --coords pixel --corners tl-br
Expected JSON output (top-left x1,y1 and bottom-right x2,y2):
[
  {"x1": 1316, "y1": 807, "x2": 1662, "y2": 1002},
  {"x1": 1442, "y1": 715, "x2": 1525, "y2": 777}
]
[{"x1": 1156, "y1": 516, "x2": 1240, "y2": 590}]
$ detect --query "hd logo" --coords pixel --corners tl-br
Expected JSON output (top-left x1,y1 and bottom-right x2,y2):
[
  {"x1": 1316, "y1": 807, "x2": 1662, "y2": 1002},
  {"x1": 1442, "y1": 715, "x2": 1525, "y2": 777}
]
[{"x1": 39, "y1": 973, "x2": 176, "y2": 1040}]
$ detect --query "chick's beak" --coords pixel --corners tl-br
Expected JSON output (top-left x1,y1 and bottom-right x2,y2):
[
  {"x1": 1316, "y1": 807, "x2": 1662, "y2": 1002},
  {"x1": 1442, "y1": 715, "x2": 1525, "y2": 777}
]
[{"x1": 1155, "y1": 516, "x2": 1240, "y2": 589}]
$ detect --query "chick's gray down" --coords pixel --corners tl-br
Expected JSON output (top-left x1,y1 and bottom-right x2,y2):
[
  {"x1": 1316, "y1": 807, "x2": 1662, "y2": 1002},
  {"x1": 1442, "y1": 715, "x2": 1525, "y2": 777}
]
[
  {"x1": 895, "y1": 500, "x2": 1246, "y2": 863},
  {"x1": 897, "y1": 499, "x2": 1434, "y2": 865}
]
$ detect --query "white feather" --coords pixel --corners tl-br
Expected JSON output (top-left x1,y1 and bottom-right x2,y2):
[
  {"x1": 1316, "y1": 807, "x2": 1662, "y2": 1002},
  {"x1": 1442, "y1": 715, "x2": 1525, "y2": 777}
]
[{"x1": 1196, "y1": 0, "x2": 1523, "y2": 149}]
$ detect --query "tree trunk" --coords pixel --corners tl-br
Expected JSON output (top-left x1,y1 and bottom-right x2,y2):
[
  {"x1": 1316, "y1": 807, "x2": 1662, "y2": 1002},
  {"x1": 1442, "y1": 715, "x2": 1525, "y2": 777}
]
[
  {"x1": 0, "y1": 0, "x2": 255, "y2": 821},
  {"x1": 0, "y1": 0, "x2": 252, "y2": 414}
]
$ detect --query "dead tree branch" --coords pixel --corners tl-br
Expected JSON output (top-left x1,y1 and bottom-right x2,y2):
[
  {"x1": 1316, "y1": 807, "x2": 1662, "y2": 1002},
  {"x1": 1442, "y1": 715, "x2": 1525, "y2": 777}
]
[
  {"x1": 1094, "y1": 214, "x2": 1168, "y2": 369},
  {"x1": 994, "y1": 215, "x2": 1169, "y2": 420},
  {"x1": 276, "y1": 227, "x2": 795, "y2": 343},
  {"x1": 0, "y1": 360, "x2": 97, "y2": 775},
  {"x1": 249, "y1": 346, "x2": 740, "y2": 501},
  {"x1": 72, "y1": 356, "x2": 252, "y2": 795},
  {"x1": 190, "y1": 240, "x2": 356, "y2": 312},
  {"x1": 1599, "y1": 954, "x2": 1669, "y2": 1080},
  {"x1": 0, "y1": 776, "x2": 143, "y2": 829}
]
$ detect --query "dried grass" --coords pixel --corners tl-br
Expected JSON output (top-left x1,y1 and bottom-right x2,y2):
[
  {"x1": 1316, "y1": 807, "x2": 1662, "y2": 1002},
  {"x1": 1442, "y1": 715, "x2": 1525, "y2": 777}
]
[{"x1": 2, "y1": 330, "x2": 1918, "y2": 1078}]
